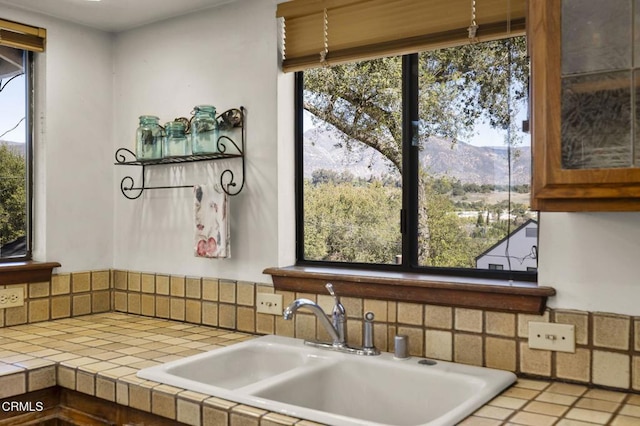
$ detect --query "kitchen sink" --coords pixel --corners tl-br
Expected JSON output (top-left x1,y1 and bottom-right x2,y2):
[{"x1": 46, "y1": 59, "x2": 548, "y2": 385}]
[{"x1": 137, "y1": 335, "x2": 515, "y2": 426}]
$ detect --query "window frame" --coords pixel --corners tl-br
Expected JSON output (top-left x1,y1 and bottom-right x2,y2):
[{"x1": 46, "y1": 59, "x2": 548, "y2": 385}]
[
  {"x1": 0, "y1": 49, "x2": 33, "y2": 263},
  {"x1": 294, "y1": 52, "x2": 537, "y2": 283}
]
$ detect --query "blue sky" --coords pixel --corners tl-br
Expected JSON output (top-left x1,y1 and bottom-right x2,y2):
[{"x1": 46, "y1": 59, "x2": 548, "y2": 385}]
[{"x1": 0, "y1": 73, "x2": 26, "y2": 143}]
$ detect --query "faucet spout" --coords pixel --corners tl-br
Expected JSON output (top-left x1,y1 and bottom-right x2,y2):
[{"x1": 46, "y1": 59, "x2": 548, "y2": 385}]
[{"x1": 283, "y1": 298, "x2": 342, "y2": 345}]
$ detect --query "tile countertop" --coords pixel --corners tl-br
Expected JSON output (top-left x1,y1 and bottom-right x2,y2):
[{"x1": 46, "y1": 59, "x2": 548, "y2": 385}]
[{"x1": 0, "y1": 313, "x2": 638, "y2": 426}]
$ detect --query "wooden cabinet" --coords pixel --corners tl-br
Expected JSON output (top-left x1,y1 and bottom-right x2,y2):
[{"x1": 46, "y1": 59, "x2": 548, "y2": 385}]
[{"x1": 530, "y1": 0, "x2": 640, "y2": 211}]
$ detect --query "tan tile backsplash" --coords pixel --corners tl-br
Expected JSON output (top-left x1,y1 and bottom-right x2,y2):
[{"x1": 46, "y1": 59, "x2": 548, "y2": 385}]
[
  {"x1": 520, "y1": 341, "x2": 552, "y2": 377},
  {"x1": 485, "y1": 337, "x2": 517, "y2": 371},
  {"x1": 425, "y1": 329, "x2": 453, "y2": 361},
  {"x1": 0, "y1": 271, "x2": 112, "y2": 328},
  {"x1": 9, "y1": 268, "x2": 640, "y2": 394},
  {"x1": 455, "y1": 308, "x2": 484, "y2": 333},
  {"x1": 556, "y1": 348, "x2": 591, "y2": 383},
  {"x1": 593, "y1": 313, "x2": 630, "y2": 351},
  {"x1": 424, "y1": 304, "x2": 452, "y2": 329},
  {"x1": 592, "y1": 350, "x2": 630, "y2": 389},
  {"x1": 397, "y1": 302, "x2": 423, "y2": 326},
  {"x1": 486, "y1": 311, "x2": 516, "y2": 337}
]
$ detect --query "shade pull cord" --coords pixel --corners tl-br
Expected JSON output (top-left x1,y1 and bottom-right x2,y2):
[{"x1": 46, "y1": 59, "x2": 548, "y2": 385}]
[
  {"x1": 319, "y1": 7, "x2": 329, "y2": 65},
  {"x1": 468, "y1": 0, "x2": 478, "y2": 42}
]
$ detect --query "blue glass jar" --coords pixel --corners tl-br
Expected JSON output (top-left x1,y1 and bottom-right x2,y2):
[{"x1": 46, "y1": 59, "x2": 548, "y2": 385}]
[
  {"x1": 135, "y1": 115, "x2": 163, "y2": 160},
  {"x1": 191, "y1": 105, "x2": 219, "y2": 154},
  {"x1": 163, "y1": 121, "x2": 191, "y2": 157}
]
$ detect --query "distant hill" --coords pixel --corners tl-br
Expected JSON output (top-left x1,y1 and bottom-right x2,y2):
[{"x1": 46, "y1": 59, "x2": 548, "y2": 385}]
[{"x1": 304, "y1": 127, "x2": 531, "y2": 186}]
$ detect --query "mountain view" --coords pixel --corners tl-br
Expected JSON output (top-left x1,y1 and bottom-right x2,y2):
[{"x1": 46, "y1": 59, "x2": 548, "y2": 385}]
[{"x1": 303, "y1": 127, "x2": 531, "y2": 186}]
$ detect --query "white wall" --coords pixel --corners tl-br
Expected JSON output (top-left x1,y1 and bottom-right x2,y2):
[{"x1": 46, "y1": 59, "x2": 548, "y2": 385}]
[
  {"x1": 112, "y1": 0, "x2": 285, "y2": 283},
  {"x1": 2, "y1": 5, "x2": 114, "y2": 272},
  {"x1": 540, "y1": 212, "x2": 640, "y2": 316}
]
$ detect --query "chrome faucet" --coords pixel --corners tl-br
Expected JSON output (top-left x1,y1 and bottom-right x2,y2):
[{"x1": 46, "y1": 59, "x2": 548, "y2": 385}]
[
  {"x1": 283, "y1": 283, "x2": 379, "y2": 356},
  {"x1": 283, "y1": 283, "x2": 345, "y2": 346}
]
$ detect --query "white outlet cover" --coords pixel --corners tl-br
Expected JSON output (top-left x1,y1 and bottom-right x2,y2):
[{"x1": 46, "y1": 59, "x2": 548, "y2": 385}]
[
  {"x1": 0, "y1": 288, "x2": 24, "y2": 309},
  {"x1": 256, "y1": 293, "x2": 283, "y2": 315},
  {"x1": 528, "y1": 322, "x2": 575, "y2": 353}
]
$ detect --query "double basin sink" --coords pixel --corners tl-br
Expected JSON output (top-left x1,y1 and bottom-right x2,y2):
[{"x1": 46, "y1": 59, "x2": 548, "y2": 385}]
[{"x1": 137, "y1": 335, "x2": 515, "y2": 426}]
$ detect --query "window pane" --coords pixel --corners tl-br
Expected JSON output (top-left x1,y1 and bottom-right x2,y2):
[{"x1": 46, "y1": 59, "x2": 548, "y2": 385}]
[
  {"x1": 417, "y1": 38, "x2": 538, "y2": 271},
  {"x1": 302, "y1": 58, "x2": 402, "y2": 264},
  {"x1": 0, "y1": 47, "x2": 28, "y2": 259}
]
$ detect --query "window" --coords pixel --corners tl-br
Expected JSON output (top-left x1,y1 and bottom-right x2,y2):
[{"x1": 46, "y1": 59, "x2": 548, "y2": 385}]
[
  {"x1": 0, "y1": 46, "x2": 32, "y2": 261},
  {"x1": 0, "y1": 17, "x2": 45, "y2": 263},
  {"x1": 0, "y1": 47, "x2": 31, "y2": 261},
  {"x1": 296, "y1": 36, "x2": 537, "y2": 281}
]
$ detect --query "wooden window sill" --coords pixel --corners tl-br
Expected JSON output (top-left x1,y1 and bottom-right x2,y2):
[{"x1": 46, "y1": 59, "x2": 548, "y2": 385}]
[
  {"x1": 264, "y1": 266, "x2": 555, "y2": 314},
  {"x1": 0, "y1": 261, "x2": 61, "y2": 285}
]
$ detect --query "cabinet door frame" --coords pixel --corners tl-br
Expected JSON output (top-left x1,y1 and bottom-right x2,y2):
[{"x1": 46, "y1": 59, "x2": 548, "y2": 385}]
[{"x1": 530, "y1": 0, "x2": 640, "y2": 211}]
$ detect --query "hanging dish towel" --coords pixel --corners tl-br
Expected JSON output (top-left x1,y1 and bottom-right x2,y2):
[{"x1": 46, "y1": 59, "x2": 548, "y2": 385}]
[{"x1": 194, "y1": 184, "x2": 230, "y2": 258}]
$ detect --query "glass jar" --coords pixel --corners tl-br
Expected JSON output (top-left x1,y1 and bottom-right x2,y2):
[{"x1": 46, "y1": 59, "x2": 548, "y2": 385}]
[
  {"x1": 163, "y1": 121, "x2": 191, "y2": 157},
  {"x1": 135, "y1": 115, "x2": 163, "y2": 160},
  {"x1": 191, "y1": 105, "x2": 219, "y2": 154}
]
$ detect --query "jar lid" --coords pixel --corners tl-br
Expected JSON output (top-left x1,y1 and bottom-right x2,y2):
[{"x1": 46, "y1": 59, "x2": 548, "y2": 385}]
[
  {"x1": 139, "y1": 115, "x2": 159, "y2": 122},
  {"x1": 194, "y1": 105, "x2": 216, "y2": 113},
  {"x1": 165, "y1": 121, "x2": 186, "y2": 131}
]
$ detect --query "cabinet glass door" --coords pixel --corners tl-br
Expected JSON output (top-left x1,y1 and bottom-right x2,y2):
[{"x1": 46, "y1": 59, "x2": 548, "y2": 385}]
[{"x1": 560, "y1": 0, "x2": 635, "y2": 170}]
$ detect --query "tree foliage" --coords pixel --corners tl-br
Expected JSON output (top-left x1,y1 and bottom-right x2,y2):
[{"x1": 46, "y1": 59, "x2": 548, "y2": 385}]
[
  {"x1": 303, "y1": 179, "x2": 401, "y2": 263},
  {"x1": 303, "y1": 174, "x2": 525, "y2": 267},
  {"x1": 0, "y1": 145, "x2": 26, "y2": 246}
]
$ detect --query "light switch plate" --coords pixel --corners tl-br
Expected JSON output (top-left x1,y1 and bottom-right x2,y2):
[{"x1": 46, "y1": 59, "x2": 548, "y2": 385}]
[
  {"x1": 528, "y1": 322, "x2": 575, "y2": 353},
  {"x1": 256, "y1": 293, "x2": 283, "y2": 315}
]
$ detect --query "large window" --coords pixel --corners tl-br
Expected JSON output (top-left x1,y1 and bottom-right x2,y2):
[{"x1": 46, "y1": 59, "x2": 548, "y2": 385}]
[
  {"x1": 0, "y1": 46, "x2": 31, "y2": 261},
  {"x1": 296, "y1": 37, "x2": 536, "y2": 280}
]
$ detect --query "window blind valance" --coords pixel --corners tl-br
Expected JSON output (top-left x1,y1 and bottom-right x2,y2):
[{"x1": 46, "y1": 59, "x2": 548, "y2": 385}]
[
  {"x1": 277, "y1": 0, "x2": 525, "y2": 72},
  {"x1": 0, "y1": 18, "x2": 46, "y2": 52}
]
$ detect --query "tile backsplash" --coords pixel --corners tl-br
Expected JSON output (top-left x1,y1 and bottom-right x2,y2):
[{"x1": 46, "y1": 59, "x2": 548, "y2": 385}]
[
  {"x1": 0, "y1": 270, "x2": 111, "y2": 327},
  {"x1": 9, "y1": 269, "x2": 640, "y2": 393}
]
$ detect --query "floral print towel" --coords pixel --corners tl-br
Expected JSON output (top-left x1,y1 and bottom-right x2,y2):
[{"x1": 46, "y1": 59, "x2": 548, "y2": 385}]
[{"x1": 194, "y1": 184, "x2": 230, "y2": 258}]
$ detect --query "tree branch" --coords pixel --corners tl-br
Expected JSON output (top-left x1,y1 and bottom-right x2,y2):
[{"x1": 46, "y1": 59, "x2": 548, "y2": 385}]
[{"x1": 304, "y1": 101, "x2": 402, "y2": 172}]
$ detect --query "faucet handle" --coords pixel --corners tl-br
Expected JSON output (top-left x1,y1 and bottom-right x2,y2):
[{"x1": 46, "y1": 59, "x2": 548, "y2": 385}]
[{"x1": 325, "y1": 283, "x2": 344, "y2": 314}]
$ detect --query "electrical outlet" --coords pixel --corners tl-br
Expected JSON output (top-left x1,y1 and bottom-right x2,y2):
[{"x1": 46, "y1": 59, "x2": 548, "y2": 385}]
[
  {"x1": 528, "y1": 322, "x2": 575, "y2": 353},
  {"x1": 256, "y1": 293, "x2": 283, "y2": 315},
  {"x1": 0, "y1": 288, "x2": 24, "y2": 309}
]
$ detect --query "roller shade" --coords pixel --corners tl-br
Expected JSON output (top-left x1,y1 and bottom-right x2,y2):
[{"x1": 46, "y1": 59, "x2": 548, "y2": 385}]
[
  {"x1": 277, "y1": 0, "x2": 525, "y2": 72},
  {"x1": 0, "y1": 18, "x2": 46, "y2": 52}
]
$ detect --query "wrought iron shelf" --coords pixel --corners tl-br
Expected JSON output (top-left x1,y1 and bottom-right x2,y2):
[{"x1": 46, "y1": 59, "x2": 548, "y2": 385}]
[{"x1": 114, "y1": 107, "x2": 245, "y2": 200}]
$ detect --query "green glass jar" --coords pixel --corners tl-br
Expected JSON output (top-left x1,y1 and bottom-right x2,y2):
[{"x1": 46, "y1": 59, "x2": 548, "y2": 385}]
[
  {"x1": 135, "y1": 115, "x2": 163, "y2": 160},
  {"x1": 191, "y1": 105, "x2": 219, "y2": 154},
  {"x1": 163, "y1": 121, "x2": 191, "y2": 157}
]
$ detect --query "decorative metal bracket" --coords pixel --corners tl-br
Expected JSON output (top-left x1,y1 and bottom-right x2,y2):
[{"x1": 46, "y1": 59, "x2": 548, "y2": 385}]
[{"x1": 114, "y1": 107, "x2": 245, "y2": 200}]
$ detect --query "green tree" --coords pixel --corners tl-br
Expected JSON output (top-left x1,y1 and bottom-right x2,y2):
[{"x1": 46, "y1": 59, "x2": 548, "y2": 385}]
[
  {"x1": 303, "y1": 37, "x2": 529, "y2": 266},
  {"x1": 0, "y1": 145, "x2": 26, "y2": 247},
  {"x1": 303, "y1": 180, "x2": 401, "y2": 263}
]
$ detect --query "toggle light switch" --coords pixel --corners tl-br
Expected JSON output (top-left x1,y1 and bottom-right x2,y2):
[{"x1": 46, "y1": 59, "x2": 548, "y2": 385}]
[{"x1": 528, "y1": 322, "x2": 575, "y2": 353}]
